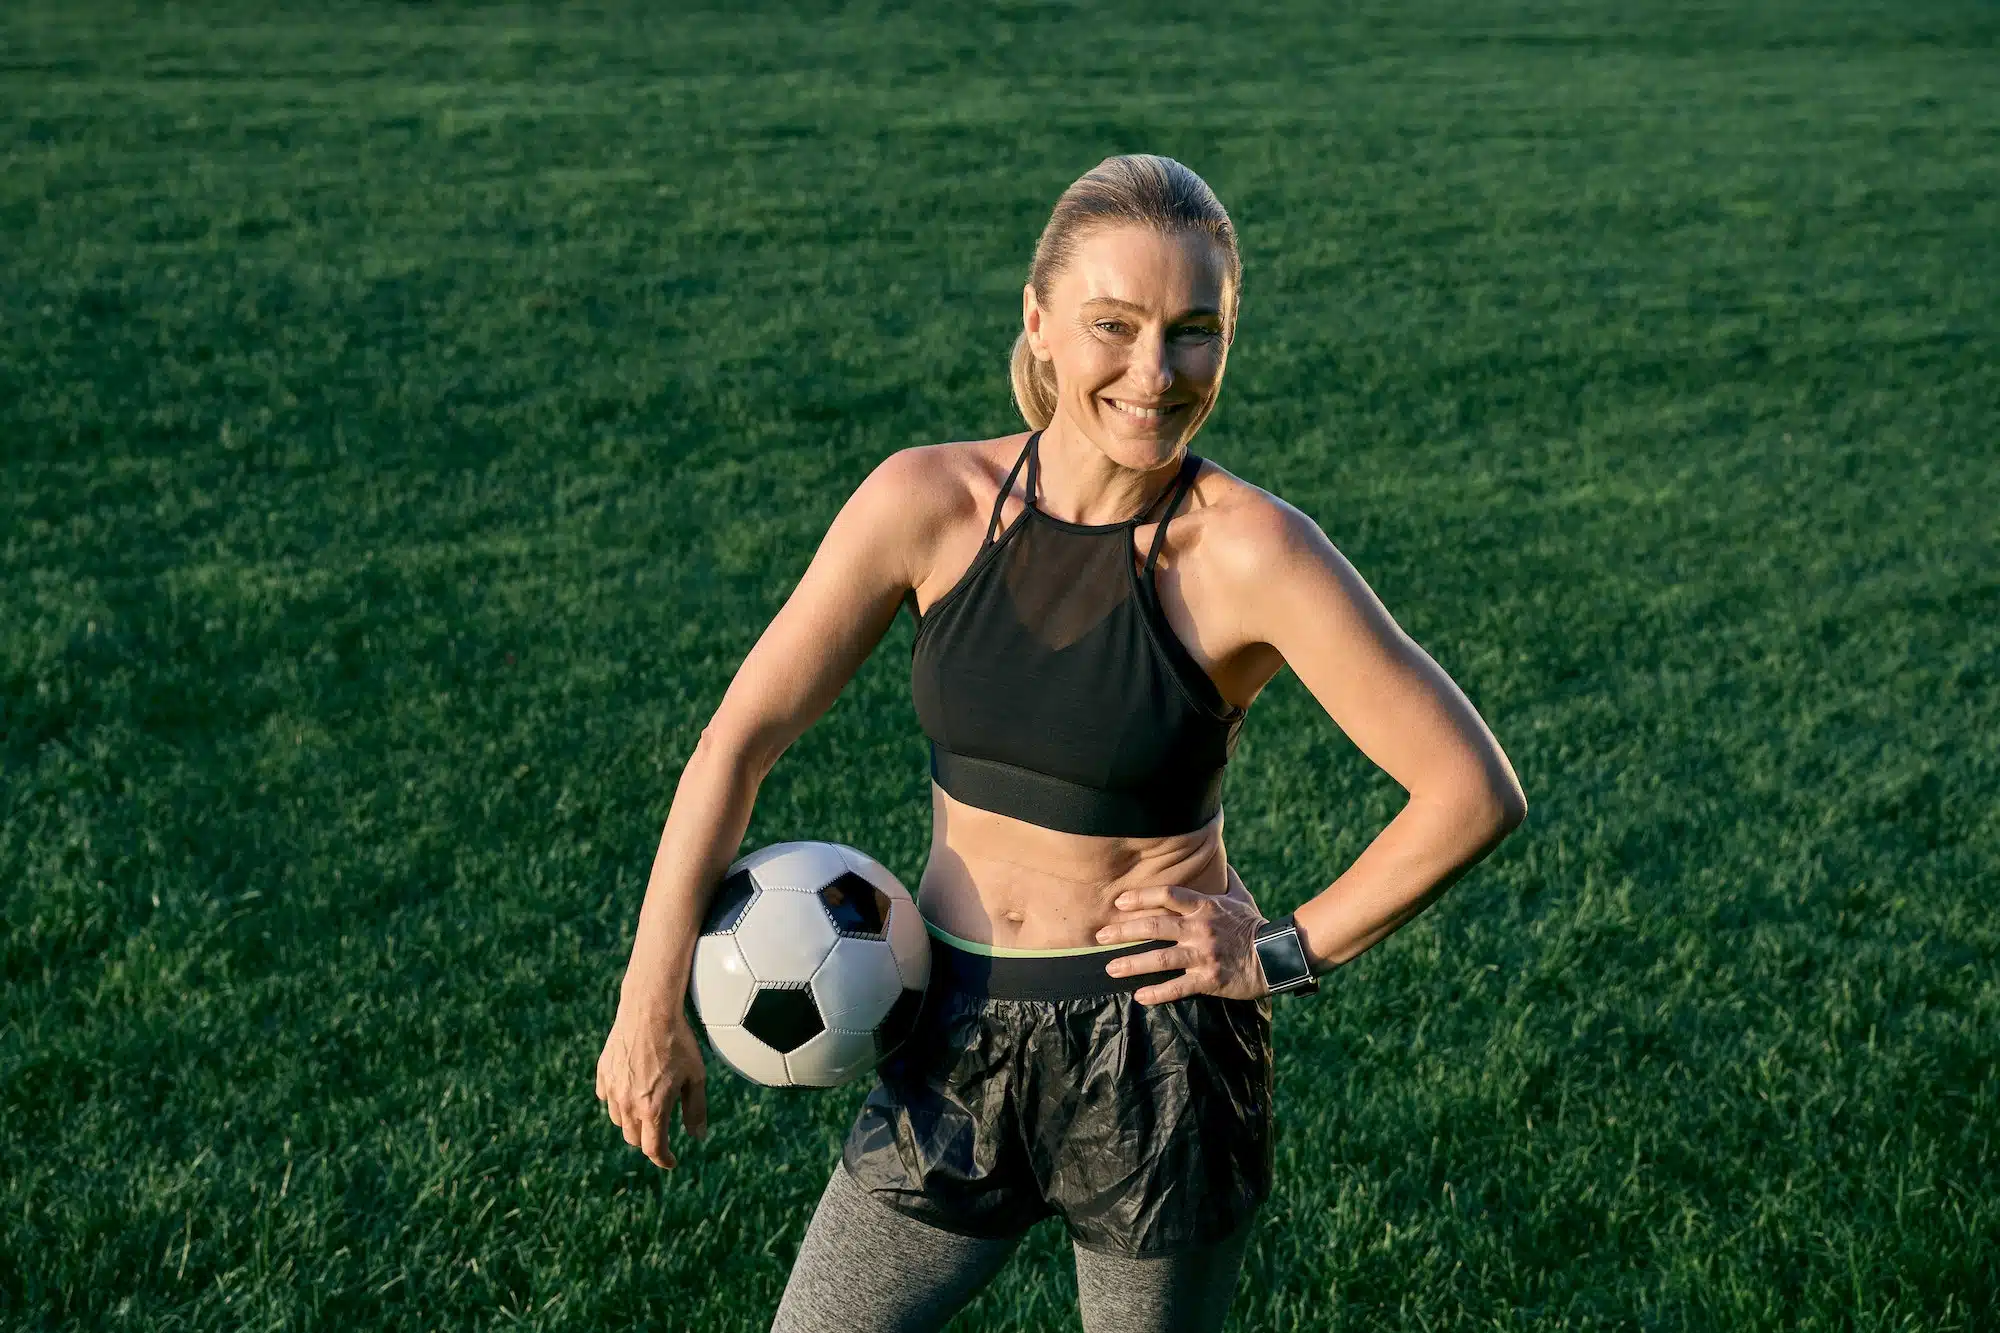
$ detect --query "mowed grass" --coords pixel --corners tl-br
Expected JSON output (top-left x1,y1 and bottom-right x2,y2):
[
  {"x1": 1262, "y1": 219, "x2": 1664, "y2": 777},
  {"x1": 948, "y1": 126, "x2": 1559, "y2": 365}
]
[{"x1": 3, "y1": 1, "x2": 1997, "y2": 1328}]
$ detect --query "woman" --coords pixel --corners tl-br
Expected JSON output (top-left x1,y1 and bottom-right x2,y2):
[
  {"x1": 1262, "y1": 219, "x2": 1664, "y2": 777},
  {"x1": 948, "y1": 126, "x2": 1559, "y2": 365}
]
[{"x1": 596, "y1": 154, "x2": 1527, "y2": 1333}]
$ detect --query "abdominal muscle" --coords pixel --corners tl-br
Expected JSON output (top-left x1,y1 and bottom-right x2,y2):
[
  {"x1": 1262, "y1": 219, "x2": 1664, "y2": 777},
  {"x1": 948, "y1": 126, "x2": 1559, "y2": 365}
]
[{"x1": 915, "y1": 780, "x2": 1231, "y2": 949}]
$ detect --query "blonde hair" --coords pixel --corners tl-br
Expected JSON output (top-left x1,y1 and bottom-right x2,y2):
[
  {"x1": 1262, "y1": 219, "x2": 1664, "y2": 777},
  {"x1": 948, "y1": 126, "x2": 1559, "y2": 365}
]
[{"x1": 1009, "y1": 154, "x2": 1242, "y2": 431}]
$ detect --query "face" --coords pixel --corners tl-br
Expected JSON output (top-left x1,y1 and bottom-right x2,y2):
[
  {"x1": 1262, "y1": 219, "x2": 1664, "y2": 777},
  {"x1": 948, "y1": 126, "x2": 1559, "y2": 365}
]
[{"x1": 1023, "y1": 224, "x2": 1232, "y2": 468}]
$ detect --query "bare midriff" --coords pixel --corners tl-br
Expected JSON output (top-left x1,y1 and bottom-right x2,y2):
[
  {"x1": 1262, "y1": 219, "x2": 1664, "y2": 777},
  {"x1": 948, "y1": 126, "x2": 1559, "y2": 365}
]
[{"x1": 916, "y1": 780, "x2": 1232, "y2": 950}]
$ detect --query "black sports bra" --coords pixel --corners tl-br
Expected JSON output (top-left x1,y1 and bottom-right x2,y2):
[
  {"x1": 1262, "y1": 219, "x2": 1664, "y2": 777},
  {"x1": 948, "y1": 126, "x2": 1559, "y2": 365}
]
[{"x1": 906, "y1": 431, "x2": 1246, "y2": 838}]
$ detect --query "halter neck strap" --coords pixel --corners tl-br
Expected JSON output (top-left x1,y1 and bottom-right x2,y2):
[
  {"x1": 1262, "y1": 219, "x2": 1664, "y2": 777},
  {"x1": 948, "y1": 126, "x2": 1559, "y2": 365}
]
[
  {"x1": 981, "y1": 431, "x2": 1038, "y2": 547},
  {"x1": 1142, "y1": 452, "x2": 1204, "y2": 577}
]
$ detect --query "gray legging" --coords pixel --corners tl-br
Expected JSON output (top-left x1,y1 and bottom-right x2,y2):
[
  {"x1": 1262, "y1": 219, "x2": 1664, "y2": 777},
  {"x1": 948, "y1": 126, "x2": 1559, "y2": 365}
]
[{"x1": 770, "y1": 1162, "x2": 1254, "y2": 1333}]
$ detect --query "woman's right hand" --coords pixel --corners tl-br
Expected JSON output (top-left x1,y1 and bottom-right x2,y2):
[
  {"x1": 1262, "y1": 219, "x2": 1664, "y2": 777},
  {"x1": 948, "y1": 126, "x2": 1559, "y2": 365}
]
[
  {"x1": 588, "y1": 448, "x2": 949, "y2": 1169},
  {"x1": 596, "y1": 1006, "x2": 710, "y2": 1170}
]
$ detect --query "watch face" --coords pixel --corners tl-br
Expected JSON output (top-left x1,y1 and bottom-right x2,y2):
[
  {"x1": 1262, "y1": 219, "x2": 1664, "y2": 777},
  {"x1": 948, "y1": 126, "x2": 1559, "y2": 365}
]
[{"x1": 1255, "y1": 927, "x2": 1313, "y2": 993}]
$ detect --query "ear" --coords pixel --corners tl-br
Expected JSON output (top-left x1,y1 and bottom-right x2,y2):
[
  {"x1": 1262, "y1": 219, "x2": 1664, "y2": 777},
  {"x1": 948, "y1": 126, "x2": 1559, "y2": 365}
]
[{"x1": 1022, "y1": 284, "x2": 1052, "y2": 362}]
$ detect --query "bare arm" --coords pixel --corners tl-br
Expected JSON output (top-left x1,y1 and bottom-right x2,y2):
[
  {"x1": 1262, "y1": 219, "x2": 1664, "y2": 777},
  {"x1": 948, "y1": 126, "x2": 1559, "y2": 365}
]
[
  {"x1": 1231, "y1": 498, "x2": 1528, "y2": 973},
  {"x1": 597, "y1": 445, "x2": 949, "y2": 1167}
]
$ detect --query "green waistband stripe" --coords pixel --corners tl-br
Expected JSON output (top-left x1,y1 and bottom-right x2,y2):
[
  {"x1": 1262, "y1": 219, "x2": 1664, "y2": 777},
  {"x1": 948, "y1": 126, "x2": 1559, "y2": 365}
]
[{"x1": 923, "y1": 917, "x2": 1130, "y2": 957}]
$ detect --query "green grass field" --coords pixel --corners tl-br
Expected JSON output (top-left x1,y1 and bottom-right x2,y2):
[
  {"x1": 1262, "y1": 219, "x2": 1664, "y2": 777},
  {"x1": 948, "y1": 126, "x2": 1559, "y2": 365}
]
[{"x1": 4, "y1": 1, "x2": 1997, "y2": 1328}]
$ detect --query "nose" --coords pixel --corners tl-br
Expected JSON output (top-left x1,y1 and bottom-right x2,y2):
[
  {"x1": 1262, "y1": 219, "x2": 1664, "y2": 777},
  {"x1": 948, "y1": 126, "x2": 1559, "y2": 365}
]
[{"x1": 1133, "y1": 328, "x2": 1174, "y2": 397}]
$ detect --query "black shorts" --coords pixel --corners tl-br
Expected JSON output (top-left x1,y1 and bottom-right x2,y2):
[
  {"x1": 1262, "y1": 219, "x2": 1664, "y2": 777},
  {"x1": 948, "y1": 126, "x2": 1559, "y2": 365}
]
[{"x1": 840, "y1": 928, "x2": 1275, "y2": 1259}]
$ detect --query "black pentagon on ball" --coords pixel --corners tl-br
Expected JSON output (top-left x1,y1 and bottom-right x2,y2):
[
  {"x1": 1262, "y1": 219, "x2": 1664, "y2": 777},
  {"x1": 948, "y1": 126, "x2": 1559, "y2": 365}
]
[
  {"x1": 743, "y1": 985, "x2": 824, "y2": 1054},
  {"x1": 701, "y1": 869, "x2": 758, "y2": 935},
  {"x1": 819, "y1": 871, "x2": 891, "y2": 938},
  {"x1": 873, "y1": 988, "x2": 926, "y2": 1060}
]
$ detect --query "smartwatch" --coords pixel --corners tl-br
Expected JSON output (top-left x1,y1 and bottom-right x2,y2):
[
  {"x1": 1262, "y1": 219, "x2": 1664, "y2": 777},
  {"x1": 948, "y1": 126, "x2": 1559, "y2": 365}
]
[{"x1": 1252, "y1": 914, "x2": 1321, "y2": 997}]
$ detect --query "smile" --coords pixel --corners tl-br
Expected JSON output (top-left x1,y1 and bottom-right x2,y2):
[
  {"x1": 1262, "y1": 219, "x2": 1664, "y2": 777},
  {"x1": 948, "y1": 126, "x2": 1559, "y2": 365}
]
[{"x1": 1104, "y1": 398, "x2": 1188, "y2": 421}]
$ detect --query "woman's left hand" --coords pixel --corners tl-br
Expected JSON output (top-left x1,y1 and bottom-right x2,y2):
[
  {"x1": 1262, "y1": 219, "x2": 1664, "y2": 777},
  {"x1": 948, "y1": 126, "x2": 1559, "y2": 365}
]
[{"x1": 1094, "y1": 863, "x2": 1271, "y2": 1004}]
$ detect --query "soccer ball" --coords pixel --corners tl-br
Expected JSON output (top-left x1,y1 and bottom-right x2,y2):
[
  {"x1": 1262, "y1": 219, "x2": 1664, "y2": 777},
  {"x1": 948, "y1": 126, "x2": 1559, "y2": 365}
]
[{"x1": 690, "y1": 840, "x2": 931, "y2": 1089}]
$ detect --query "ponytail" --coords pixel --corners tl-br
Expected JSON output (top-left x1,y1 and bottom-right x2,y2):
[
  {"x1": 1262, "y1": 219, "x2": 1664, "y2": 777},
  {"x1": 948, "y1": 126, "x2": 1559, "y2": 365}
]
[{"x1": 1008, "y1": 331, "x2": 1058, "y2": 429}]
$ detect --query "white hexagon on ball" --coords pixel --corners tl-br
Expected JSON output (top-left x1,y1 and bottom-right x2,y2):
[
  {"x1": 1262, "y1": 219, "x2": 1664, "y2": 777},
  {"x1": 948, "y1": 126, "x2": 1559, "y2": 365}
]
[
  {"x1": 734, "y1": 887, "x2": 837, "y2": 984},
  {"x1": 785, "y1": 1027, "x2": 879, "y2": 1088},
  {"x1": 690, "y1": 933, "x2": 758, "y2": 1027},
  {"x1": 705, "y1": 1025, "x2": 791, "y2": 1088},
  {"x1": 746, "y1": 841, "x2": 850, "y2": 893},
  {"x1": 811, "y1": 936, "x2": 903, "y2": 1032}
]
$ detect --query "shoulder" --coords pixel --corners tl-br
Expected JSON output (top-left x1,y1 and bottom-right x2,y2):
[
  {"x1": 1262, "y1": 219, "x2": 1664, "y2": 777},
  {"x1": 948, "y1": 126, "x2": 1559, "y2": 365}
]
[
  {"x1": 1185, "y1": 455, "x2": 1332, "y2": 580},
  {"x1": 857, "y1": 434, "x2": 1021, "y2": 528},
  {"x1": 895, "y1": 433, "x2": 1023, "y2": 501},
  {"x1": 1187, "y1": 457, "x2": 1396, "y2": 654},
  {"x1": 847, "y1": 434, "x2": 1025, "y2": 579}
]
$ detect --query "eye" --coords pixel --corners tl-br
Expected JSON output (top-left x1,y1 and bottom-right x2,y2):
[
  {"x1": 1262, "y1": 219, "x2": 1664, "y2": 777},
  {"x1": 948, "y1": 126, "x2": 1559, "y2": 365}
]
[
  {"x1": 1094, "y1": 319, "x2": 1130, "y2": 335},
  {"x1": 1174, "y1": 325, "x2": 1222, "y2": 340}
]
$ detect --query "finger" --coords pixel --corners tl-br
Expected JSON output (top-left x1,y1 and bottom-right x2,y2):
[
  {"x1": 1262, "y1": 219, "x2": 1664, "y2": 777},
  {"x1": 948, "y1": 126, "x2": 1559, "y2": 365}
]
[
  {"x1": 681, "y1": 1076, "x2": 710, "y2": 1143},
  {"x1": 1133, "y1": 974, "x2": 1204, "y2": 1006},
  {"x1": 1095, "y1": 914, "x2": 1183, "y2": 946},
  {"x1": 1105, "y1": 946, "x2": 1185, "y2": 978},
  {"x1": 1113, "y1": 885, "x2": 1192, "y2": 914},
  {"x1": 1130, "y1": 884, "x2": 1208, "y2": 914},
  {"x1": 1100, "y1": 914, "x2": 1173, "y2": 943},
  {"x1": 640, "y1": 1115, "x2": 677, "y2": 1170},
  {"x1": 623, "y1": 1090, "x2": 659, "y2": 1125}
]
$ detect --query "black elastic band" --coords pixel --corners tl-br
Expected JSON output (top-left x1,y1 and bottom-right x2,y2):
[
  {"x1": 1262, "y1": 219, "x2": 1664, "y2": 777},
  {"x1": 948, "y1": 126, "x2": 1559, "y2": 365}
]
[
  {"x1": 931, "y1": 743, "x2": 1224, "y2": 838},
  {"x1": 930, "y1": 932, "x2": 1184, "y2": 1002}
]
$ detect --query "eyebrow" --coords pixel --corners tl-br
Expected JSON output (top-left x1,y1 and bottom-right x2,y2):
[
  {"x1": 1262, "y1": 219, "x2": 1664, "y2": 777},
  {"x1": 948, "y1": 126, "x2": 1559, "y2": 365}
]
[{"x1": 1081, "y1": 297, "x2": 1224, "y2": 320}]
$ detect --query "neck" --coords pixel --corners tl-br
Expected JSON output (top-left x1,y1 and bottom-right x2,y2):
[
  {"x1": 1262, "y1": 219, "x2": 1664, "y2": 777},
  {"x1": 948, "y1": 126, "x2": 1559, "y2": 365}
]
[{"x1": 1034, "y1": 414, "x2": 1185, "y2": 526}]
